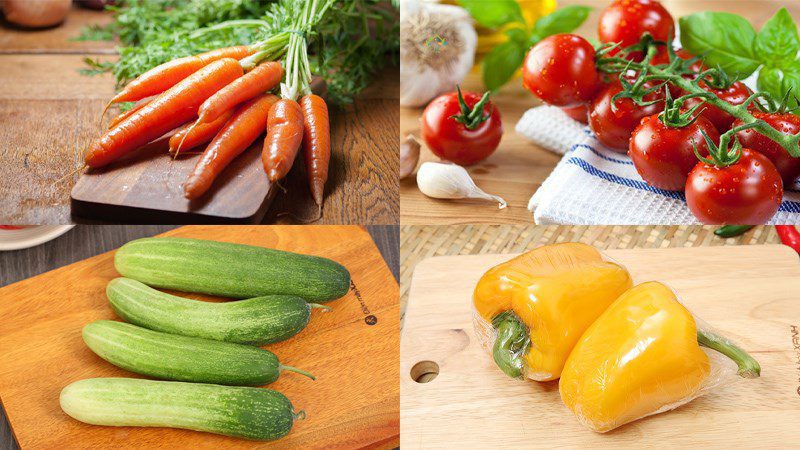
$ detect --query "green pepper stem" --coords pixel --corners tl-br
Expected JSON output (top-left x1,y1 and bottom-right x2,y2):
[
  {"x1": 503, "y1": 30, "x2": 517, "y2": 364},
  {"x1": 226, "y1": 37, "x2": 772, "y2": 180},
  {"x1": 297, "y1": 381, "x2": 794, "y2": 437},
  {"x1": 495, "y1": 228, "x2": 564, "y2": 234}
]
[
  {"x1": 697, "y1": 330, "x2": 761, "y2": 378},
  {"x1": 491, "y1": 311, "x2": 530, "y2": 380},
  {"x1": 280, "y1": 364, "x2": 316, "y2": 381}
]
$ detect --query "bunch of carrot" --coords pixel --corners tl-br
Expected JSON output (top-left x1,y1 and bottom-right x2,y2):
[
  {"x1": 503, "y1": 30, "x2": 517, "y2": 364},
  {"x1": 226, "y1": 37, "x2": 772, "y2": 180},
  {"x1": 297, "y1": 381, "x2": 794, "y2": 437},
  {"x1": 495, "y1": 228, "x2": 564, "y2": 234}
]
[{"x1": 86, "y1": 39, "x2": 331, "y2": 209}]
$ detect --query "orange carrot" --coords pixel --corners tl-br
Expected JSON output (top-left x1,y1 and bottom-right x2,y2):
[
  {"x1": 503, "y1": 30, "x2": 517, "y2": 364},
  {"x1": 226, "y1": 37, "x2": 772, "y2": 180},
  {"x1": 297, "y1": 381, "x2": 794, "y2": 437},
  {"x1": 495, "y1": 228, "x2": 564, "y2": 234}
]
[
  {"x1": 196, "y1": 61, "x2": 283, "y2": 125},
  {"x1": 184, "y1": 94, "x2": 279, "y2": 199},
  {"x1": 169, "y1": 109, "x2": 234, "y2": 155},
  {"x1": 107, "y1": 95, "x2": 158, "y2": 130},
  {"x1": 261, "y1": 99, "x2": 304, "y2": 182},
  {"x1": 85, "y1": 58, "x2": 244, "y2": 168},
  {"x1": 299, "y1": 94, "x2": 330, "y2": 207},
  {"x1": 109, "y1": 46, "x2": 253, "y2": 105}
]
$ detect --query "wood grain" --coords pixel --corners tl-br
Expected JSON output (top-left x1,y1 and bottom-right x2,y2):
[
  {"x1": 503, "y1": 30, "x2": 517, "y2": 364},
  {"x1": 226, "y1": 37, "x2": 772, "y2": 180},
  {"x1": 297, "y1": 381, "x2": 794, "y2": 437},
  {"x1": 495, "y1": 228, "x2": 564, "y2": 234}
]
[
  {"x1": 401, "y1": 245, "x2": 800, "y2": 447},
  {"x1": 399, "y1": 0, "x2": 800, "y2": 225},
  {"x1": 0, "y1": 225, "x2": 399, "y2": 449},
  {"x1": 0, "y1": 11, "x2": 398, "y2": 224}
]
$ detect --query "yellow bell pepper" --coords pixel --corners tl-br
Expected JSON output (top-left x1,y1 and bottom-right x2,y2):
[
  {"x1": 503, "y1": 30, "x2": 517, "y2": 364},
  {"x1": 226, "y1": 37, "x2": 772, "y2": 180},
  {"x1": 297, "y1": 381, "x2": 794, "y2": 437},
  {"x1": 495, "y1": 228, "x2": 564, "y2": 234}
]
[
  {"x1": 473, "y1": 243, "x2": 632, "y2": 381},
  {"x1": 560, "y1": 281, "x2": 761, "y2": 433}
]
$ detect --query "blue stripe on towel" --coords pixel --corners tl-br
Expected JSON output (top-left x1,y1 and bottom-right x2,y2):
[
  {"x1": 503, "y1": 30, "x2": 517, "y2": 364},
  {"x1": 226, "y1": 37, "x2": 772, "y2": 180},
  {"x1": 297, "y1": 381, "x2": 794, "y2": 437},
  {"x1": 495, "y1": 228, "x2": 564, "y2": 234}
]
[
  {"x1": 565, "y1": 157, "x2": 800, "y2": 213},
  {"x1": 570, "y1": 144, "x2": 634, "y2": 165}
]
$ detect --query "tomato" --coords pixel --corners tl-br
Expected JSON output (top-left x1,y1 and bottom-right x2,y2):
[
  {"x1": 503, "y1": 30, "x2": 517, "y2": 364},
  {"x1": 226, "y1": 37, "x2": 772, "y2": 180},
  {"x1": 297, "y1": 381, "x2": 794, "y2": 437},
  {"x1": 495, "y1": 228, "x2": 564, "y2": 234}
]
[
  {"x1": 685, "y1": 148, "x2": 783, "y2": 224},
  {"x1": 561, "y1": 104, "x2": 589, "y2": 124},
  {"x1": 734, "y1": 112, "x2": 800, "y2": 186},
  {"x1": 599, "y1": 0, "x2": 674, "y2": 49},
  {"x1": 682, "y1": 80, "x2": 751, "y2": 133},
  {"x1": 629, "y1": 114, "x2": 719, "y2": 190},
  {"x1": 420, "y1": 89, "x2": 503, "y2": 166},
  {"x1": 589, "y1": 79, "x2": 665, "y2": 152},
  {"x1": 522, "y1": 34, "x2": 601, "y2": 107}
]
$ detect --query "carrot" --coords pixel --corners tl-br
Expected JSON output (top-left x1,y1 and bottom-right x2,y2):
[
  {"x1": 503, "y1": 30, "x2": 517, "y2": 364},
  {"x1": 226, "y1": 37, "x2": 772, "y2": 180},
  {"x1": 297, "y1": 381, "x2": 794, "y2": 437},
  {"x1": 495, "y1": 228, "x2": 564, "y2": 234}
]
[
  {"x1": 184, "y1": 94, "x2": 279, "y2": 199},
  {"x1": 107, "y1": 95, "x2": 158, "y2": 130},
  {"x1": 196, "y1": 61, "x2": 283, "y2": 125},
  {"x1": 299, "y1": 94, "x2": 330, "y2": 207},
  {"x1": 261, "y1": 99, "x2": 305, "y2": 182},
  {"x1": 85, "y1": 58, "x2": 244, "y2": 168},
  {"x1": 168, "y1": 109, "x2": 234, "y2": 155},
  {"x1": 109, "y1": 46, "x2": 253, "y2": 105}
]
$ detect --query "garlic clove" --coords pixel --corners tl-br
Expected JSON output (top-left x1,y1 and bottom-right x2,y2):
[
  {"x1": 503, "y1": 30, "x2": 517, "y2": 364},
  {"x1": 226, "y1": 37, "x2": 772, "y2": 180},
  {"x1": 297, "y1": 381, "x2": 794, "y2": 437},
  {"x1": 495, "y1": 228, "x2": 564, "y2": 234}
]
[
  {"x1": 416, "y1": 162, "x2": 507, "y2": 209},
  {"x1": 400, "y1": 134, "x2": 421, "y2": 179}
]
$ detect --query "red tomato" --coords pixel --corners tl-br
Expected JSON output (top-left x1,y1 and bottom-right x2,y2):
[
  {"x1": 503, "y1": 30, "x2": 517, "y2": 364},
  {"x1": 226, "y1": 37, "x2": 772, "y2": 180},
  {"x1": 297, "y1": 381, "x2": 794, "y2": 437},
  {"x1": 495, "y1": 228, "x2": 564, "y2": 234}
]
[
  {"x1": 629, "y1": 114, "x2": 719, "y2": 190},
  {"x1": 420, "y1": 90, "x2": 503, "y2": 166},
  {"x1": 589, "y1": 80, "x2": 665, "y2": 152},
  {"x1": 734, "y1": 112, "x2": 800, "y2": 186},
  {"x1": 599, "y1": 0, "x2": 674, "y2": 49},
  {"x1": 682, "y1": 81, "x2": 751, "y2": 132},
  {"x1": 561, "y1": 105, "x2": 589, "y2": 124},
  {"x1": 685, "y1": 148, "x2": 783, "y2": 224},
  {"x1": 522, "y1": 34, "x2": 601, "y2": 107}
]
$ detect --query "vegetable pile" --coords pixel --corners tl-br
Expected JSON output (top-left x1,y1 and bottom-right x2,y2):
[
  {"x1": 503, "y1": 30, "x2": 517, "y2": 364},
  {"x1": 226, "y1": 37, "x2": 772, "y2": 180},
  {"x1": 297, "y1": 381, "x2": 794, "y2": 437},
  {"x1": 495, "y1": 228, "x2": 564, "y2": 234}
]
[
  {"x1": 522, "y1": 0, "x2": 800, "y2": 225},
  {"x1": 60, "y1": 237, "x2": 351, "y2": 441},
  {"x1": 78, "y1": 0, "x2": 398, "y2": 210}
]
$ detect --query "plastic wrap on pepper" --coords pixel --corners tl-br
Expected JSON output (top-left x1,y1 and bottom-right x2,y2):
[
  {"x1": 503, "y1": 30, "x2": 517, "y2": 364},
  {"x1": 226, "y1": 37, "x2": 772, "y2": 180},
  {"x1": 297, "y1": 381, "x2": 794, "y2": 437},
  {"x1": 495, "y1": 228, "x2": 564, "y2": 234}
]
[
  {"x1": 560, "y1": 281, "x2": 761, "y2": 433},
  {"x1": 472, "y1": 243, "x2": 633, "y2": 381}
]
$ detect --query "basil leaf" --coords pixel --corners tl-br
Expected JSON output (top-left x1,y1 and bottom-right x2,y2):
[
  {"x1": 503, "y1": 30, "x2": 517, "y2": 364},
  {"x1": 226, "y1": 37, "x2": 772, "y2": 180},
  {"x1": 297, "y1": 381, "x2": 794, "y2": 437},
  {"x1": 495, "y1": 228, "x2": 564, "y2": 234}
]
[
  {"x1": 482, "y1": 39, "x2": 528, "y2": 91},
  {"x1": 531, "y1": 5, "x2": 592, "y2": 41},
  {"x1": 755, "y1": 8, "x2": 800, "y2": 63},
  {"x1": 758, "y1": 63, "x2": 800, "y2": 102},
  {"x1": 458, "y1": 0, "x2": 524, "y2": 29},
  {"x1": 679, "y1": 12, "x2": 760, "y2": 79}
]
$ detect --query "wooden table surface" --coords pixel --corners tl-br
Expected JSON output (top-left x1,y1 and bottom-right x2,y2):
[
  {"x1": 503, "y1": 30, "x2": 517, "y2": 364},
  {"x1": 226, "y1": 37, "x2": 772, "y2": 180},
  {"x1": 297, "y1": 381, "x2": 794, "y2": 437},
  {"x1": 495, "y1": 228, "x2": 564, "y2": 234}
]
[
  {"x1": 0, "y1": 5, "x2": 398, "y2": 225},
  {"x1": 400, "y1": 0, "x2": 800, "y2": 225},
  {"x1": 0, "y1": 224, "x2": 398, "y2": 450}
]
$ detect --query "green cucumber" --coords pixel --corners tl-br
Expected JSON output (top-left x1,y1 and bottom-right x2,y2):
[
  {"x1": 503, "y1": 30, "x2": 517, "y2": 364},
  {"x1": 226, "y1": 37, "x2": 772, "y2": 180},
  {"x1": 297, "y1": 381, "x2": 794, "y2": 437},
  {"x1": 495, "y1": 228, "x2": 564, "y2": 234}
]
[
  {"x1": 107, "y1": 278, "x2": 329, "y2": 345},
  {"x1": 60, "y1": 378, "x2": 300, "y2": 440},
  {"x1": 114, "y1": 237, "x2": 350, "y2": 302},
  {"x1": 82, "y1": 321, "x2": 314, "y2": 386}
]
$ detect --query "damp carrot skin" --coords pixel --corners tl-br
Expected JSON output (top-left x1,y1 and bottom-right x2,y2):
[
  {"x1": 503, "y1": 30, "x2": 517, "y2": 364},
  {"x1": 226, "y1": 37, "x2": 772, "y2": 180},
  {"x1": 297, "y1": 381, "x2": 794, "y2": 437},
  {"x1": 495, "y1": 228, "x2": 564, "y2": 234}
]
[
  {"x1": 299, "y1": 94, "x2": 330, "y2": 207},
  {"x1": 184, "y1": 94, "x2": 279, "y2": 199},
  {"x1": 107, "y1": 95, "x2": 158, "y2": 130},
  {"x1": 86, "y1": 59, "x2": 244, "y2": 168},
  {"x1": 196, "y1": 62, "x2": 283, "y2": 125},
  {"x1": 110, "y1": 46, "x2": 253, "y2": 104},
  {"x1": 169, "y1": 110, "x2": 235, "y2": 155},
  {"x1": 261, "y1": 99, "x2": 304, "y2": 182}
]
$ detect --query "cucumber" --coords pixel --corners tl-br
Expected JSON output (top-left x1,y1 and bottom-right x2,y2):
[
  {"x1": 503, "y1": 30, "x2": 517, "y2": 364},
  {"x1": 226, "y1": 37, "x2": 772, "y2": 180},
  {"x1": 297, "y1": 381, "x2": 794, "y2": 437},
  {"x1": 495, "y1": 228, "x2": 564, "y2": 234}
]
[
  {"x1": 60, "y1": 378, "x2": 300, "y2": 440},
  {"x1": 82, "y1": 321, "x2": 314, "y2": 386},
  {"x1": 114, "y1": 237, "x2": 350, "y2": 302},
  {"x1": 107, "y1": 278, "x2": 327, "y2": 345}
]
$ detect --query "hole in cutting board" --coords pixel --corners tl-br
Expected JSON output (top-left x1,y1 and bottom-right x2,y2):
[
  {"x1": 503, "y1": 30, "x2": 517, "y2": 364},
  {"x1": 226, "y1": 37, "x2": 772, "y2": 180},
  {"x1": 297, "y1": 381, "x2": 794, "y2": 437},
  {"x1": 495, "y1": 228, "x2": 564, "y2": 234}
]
[{"x1": 410, "y1": 360, "x2": 439, "y2": 383}]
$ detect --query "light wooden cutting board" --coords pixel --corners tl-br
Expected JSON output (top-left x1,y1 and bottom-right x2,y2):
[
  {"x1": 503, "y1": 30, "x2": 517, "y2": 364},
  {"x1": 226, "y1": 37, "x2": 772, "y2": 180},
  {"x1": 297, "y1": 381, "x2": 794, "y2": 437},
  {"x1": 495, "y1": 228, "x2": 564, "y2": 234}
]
[
  {"x1": 402, "y1": 245, "x2": 800, "y2": 448},
  {"x1": 0, "y1": 225, "x2": 399, "y2": 449}
]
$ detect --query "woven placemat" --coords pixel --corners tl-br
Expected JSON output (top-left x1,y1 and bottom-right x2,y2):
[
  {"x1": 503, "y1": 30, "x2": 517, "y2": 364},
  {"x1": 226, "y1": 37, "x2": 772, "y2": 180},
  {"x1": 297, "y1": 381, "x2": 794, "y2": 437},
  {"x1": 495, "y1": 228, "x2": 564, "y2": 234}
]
[{"x1": 400, "y1": 225, "x2": 783, "y2": 318}]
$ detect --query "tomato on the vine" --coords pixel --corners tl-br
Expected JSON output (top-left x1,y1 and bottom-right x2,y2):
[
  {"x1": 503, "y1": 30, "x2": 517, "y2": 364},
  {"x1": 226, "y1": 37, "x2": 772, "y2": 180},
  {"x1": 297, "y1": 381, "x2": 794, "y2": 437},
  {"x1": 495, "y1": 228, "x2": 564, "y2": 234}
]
[
  {"x1": 522, "y1": 34, "x2": 601, "y2": 107},
  {"x1": 734, "y1": 112, "x2": 800, "y2": 186},
  {"x1": 629, "y1": 114, "x2": 719, "y2": 190},
  {"x1": 420, "y1": 88, "x2": 503, "y2": 166},
  {"x1": 561, "y1": 104, "x2": 589, "y2": 124},
  {"x1": 589, "y1": 79, "x2": 665, "y2": 152},
  {"x1": 682, "y1": 81, "x2": 751, "y2": 132},
  {"x1": 598, "y1": 0, "x2": 674, "y2": 49},
  {"x1": 686, "y1": 148, "x2": 783, "y2": 224}
]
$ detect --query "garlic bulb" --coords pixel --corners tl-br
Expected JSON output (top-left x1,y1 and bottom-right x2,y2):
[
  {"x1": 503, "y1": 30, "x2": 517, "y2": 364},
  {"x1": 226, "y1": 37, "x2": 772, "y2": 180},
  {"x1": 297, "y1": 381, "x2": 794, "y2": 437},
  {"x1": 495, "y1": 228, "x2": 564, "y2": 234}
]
[
  {"x1": 400, "y1": 134, "x2": 421, "y2": 179},
  {"x1": 400, "y1": 0, "x2": 477, "y2": 107},
  {"x1": 417, "y1": 162, "x2": 507, "y2": 209}
]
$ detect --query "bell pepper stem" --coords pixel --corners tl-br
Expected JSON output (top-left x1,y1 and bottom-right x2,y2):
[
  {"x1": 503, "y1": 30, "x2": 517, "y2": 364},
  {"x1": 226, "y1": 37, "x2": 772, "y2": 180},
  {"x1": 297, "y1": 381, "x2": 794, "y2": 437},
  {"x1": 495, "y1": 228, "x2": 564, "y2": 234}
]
[
  {"x1": 697, "y1": 330, "x2": 761, "y2": 378},
  {"x1": 491, "y1": 311, "x2": 530, "y2": 380}
]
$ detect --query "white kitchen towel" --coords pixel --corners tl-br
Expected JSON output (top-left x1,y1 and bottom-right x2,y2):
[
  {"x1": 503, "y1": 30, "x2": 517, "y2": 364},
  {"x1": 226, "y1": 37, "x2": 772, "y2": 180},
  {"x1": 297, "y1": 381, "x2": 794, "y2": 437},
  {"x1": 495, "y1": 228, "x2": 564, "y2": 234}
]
[{"x1": 516, "y1": 105, "x2": 800, "y2": 224}]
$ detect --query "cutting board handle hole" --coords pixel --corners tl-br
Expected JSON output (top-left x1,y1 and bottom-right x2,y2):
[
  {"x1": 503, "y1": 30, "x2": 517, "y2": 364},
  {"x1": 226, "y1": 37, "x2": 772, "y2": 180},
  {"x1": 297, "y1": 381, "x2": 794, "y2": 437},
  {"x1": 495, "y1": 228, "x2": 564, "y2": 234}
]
[{"x1": 411, "y1": 360, "x2": 439, "y2": 383}]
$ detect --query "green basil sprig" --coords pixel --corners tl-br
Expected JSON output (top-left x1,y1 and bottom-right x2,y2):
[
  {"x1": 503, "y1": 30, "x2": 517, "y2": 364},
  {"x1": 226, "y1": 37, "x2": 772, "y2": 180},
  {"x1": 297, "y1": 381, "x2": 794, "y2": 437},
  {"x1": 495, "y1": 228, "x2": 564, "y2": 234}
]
[
  {"x1": 680, "y1": 8, "x2": 800, "y2": 101},
  {"x1": 458, "y1": 1, "x2": 592, "y2": 90}
]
